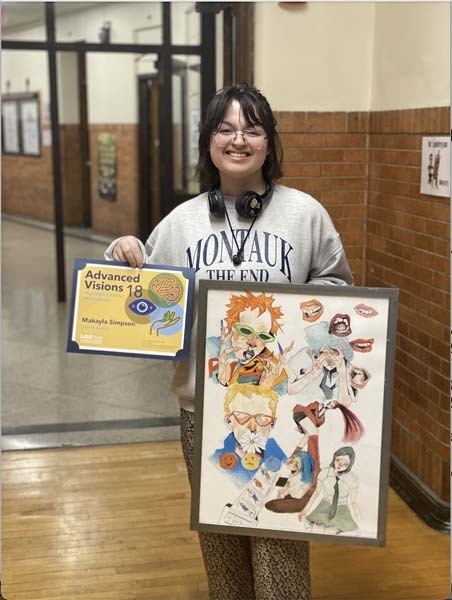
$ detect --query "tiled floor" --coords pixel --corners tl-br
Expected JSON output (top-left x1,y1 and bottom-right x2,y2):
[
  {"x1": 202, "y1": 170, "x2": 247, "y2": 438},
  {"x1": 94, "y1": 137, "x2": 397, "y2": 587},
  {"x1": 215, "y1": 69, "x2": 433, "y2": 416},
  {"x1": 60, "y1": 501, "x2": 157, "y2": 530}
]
[{"x1": 1, "y1": 218, "x2": 180, "y2": 450}]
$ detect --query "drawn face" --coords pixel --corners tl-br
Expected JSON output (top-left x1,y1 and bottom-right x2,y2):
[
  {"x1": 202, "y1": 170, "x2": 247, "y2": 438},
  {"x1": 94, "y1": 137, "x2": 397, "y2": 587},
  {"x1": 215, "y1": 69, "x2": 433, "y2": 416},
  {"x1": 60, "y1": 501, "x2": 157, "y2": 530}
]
[
  {"x1": 317, "y1": 346, "x2": 342, "y2": 371},
  {"x1": 219, "y1": 452, "x2": 238, "y2": 470},
  {"x1": 230, "y1": 307, "x2": 273, "y2": 363},
  {"x1": 241, "y1": 453, "x2": 260, "y2": 470},
  {"x1": 228, "y1": 392, "x2": 274, "y2": 454},
  {"x1": 287, "y1": 456, "x2": 302, "y2": 475},
  {"x1": 334, "y1": 454, "x2": 351, "y2": 473}
]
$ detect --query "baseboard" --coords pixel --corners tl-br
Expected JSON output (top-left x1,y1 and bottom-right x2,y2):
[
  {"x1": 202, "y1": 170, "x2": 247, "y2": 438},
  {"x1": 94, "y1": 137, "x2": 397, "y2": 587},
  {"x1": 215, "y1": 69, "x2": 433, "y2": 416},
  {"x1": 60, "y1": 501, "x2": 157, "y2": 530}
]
[{"x1": 390, "y1": 455, "x2": 450, "y2": 533}]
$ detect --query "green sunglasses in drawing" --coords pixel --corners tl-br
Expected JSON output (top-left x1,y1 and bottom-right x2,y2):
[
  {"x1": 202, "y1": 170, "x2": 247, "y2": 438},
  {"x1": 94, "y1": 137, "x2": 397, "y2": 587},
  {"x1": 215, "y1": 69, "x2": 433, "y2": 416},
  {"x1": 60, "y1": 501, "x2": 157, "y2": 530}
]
[{"x1": 232, "y1": 323, "x2": 275, "y2": 343}]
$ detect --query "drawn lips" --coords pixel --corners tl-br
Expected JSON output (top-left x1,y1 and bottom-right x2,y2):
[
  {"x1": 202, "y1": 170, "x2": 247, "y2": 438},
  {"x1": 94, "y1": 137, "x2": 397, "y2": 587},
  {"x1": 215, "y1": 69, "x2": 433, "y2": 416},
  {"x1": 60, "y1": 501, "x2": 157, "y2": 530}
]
[
  {"x1": 350, "y1": 338, "x2": 374, "y2": 353},
  {"x1": 329, "y1": 313, "x2": 351, "y2": 337},
  {"x1": 354, "y1": 304, "x2": 378, "y2": 318},
  {"x1": 300, "y1": 299, "x2": 324, "y2": 322}
]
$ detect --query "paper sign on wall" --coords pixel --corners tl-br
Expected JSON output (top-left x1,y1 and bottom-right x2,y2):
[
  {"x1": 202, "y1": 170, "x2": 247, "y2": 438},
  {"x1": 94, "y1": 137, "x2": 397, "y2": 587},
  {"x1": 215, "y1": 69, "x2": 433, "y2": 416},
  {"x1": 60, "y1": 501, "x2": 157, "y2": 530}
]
[{"x1": 420, "y1": 136, "x2": 450, "y2": 198}]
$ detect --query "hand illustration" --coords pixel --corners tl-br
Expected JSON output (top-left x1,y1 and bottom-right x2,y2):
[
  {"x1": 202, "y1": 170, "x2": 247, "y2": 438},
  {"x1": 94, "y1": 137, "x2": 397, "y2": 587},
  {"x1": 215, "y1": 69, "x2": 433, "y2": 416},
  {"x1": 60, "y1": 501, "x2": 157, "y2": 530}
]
[
  {"x1": 218, "y1": 323, "x2": 234, "y2": 385},
  {"x1": 149, "y1": 310, "x2": 180, "y2": 336}
]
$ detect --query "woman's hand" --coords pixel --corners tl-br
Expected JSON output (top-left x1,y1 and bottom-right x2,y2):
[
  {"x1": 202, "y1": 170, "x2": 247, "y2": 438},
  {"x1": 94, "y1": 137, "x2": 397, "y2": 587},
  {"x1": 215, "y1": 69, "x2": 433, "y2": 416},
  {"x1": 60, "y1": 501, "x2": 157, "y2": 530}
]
[{"x1": 112, "y1": 236, "x2": 144, "y2": 267}]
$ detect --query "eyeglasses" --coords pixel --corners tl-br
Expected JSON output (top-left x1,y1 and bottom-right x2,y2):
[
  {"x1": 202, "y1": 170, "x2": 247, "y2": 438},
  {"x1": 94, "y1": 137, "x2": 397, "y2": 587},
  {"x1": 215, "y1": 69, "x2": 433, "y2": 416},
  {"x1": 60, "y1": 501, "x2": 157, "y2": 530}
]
[
  {"x1": 231, "y1": 411, "x2": 274, "y2": 427},
  {"x1": 233, "y1": 323, "x2": 275, "y2": 343},
  {"x1": 212, "y1": 126, "x2": 268, "y2": 149}
]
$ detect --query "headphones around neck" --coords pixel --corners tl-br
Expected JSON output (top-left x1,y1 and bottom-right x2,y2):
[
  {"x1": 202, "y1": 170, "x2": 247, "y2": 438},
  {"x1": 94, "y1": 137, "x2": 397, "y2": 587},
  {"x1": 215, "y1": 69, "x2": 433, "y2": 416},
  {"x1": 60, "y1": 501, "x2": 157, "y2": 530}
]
[{"x1": 208, "y1": 183, "x2": 272, "y2": 219}]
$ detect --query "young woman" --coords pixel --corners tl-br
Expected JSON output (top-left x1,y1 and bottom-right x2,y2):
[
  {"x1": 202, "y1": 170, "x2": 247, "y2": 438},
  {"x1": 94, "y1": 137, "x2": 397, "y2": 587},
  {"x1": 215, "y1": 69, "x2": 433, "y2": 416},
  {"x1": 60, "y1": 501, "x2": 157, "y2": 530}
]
[{"x1": 105, "y1": 84, "x2": 353, "y2": 600}]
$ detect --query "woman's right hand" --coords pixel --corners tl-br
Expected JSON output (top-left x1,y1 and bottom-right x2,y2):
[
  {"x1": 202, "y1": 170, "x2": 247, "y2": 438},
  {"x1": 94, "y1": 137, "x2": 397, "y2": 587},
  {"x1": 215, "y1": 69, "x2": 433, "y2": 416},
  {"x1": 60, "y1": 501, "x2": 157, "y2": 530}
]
[{"x1": 111, "y1": 236, "x2": 144, "y2": 268}]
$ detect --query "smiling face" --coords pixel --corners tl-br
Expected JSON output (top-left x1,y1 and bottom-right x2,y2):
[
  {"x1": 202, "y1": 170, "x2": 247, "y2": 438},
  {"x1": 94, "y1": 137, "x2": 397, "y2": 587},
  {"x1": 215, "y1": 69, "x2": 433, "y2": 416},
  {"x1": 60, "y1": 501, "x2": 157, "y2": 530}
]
[{"x1": 209, "y1": 100, "x2": 268, "y2": 195}]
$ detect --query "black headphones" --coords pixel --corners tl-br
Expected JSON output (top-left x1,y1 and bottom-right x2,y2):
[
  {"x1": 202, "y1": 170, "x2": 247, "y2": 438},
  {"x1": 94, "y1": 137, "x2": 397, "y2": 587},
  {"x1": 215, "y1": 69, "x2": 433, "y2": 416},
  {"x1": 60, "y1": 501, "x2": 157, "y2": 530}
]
[{"x1": 208, "y1": 183, "x2": 272, "y2": 219}]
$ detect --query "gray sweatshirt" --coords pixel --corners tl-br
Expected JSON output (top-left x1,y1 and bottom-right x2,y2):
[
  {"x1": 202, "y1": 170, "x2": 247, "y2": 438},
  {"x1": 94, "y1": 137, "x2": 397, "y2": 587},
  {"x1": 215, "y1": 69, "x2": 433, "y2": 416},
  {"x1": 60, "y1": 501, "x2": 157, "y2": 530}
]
[{"x1": 105, "y1": 183, "x2": 353, "y2": 411}]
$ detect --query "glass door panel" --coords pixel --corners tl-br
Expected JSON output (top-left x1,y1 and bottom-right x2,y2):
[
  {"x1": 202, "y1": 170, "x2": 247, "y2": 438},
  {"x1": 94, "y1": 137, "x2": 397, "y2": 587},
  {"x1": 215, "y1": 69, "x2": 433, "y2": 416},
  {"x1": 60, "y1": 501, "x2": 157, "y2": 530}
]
[{"x1": 172, "y1": 54, "x2": 200, "y2": 199}]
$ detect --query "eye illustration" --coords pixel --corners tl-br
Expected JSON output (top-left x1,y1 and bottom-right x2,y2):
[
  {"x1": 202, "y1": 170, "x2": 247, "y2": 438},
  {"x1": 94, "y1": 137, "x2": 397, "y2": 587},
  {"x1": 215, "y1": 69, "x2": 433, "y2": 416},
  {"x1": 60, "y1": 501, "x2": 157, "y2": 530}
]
[{"x1": 128, "y1": 298, "x2": 156, "y2": 316}]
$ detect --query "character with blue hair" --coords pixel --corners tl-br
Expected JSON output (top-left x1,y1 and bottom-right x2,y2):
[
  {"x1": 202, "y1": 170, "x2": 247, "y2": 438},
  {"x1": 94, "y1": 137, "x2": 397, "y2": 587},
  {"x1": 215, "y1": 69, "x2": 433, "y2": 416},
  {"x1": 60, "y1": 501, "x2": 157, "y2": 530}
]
[
  {"x1": 287, "y1": 320, "x2": 356, "y2": 408},
  {"x1": 265, "y1": 450, "x2": 317, "y2": 514},
  {"x1": 285, "y1": 320, "x2": 365, "y2": 445}
]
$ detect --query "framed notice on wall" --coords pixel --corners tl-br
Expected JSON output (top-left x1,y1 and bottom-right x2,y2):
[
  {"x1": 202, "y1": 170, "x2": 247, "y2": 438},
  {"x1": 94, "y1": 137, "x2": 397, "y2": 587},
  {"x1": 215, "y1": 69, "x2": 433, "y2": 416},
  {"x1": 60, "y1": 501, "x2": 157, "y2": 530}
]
[
  {"x1": 1, "y1": 93, "x2": 41, "y2": 157},
  {"x1": 20, "y1": 99, "x2": 41, "y2": 155},
  {"x1": 1, "y1": 100, "x2": 20, "y2": 154},
  {"x1": 420, "y1": 136, "x2": 450, "y2": 198},
  {"x1": 191, "y1": 281, "x2": 398, "y2": 547},
  {"x1": 98, "y1": 133, "x2": 117, "y2": 200}
]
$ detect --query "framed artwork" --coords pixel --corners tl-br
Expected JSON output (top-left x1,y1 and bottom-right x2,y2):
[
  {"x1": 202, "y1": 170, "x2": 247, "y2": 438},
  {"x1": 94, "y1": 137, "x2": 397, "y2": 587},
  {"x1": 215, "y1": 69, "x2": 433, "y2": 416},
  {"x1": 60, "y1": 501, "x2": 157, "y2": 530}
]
[{"x1": 191, "y1": 281, "x2": 398, "y2": 547}]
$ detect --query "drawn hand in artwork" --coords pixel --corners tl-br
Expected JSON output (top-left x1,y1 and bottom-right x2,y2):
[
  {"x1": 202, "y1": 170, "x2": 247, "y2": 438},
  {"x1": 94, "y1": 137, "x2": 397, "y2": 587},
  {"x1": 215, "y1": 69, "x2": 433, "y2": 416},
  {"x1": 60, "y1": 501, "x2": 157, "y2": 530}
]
[
  {"x1": 218, "y1": 323, "x2": 234, "y2": 385},
  {"x1": 260, "y1": 341, "x2": 294, "y2": 389},
  {"x1": 149, "y1": 310, "x2": 180, "y2": 336}
]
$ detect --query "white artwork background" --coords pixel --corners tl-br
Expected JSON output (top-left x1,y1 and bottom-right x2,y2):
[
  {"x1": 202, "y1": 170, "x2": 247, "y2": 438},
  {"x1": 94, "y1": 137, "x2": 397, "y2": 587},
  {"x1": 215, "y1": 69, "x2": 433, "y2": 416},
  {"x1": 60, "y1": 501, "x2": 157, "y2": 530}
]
[{"x1": 198, "y1": 289, "x2": 391, "y2": 541}]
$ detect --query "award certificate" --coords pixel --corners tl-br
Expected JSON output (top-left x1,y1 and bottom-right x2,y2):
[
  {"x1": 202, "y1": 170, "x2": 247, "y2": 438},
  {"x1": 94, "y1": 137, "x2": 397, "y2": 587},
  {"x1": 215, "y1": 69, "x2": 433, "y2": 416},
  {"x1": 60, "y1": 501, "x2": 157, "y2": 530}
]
[{"x1": 67, "y1": 259, "x2": 195, "y2": 360}]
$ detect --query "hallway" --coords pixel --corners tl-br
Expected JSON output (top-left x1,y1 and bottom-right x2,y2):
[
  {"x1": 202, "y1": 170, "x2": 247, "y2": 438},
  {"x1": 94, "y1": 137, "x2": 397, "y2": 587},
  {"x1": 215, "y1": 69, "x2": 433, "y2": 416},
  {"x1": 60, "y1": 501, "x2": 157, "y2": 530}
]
[{"x1": 1, "y1": 219, "x2": 180, "y2": 450}]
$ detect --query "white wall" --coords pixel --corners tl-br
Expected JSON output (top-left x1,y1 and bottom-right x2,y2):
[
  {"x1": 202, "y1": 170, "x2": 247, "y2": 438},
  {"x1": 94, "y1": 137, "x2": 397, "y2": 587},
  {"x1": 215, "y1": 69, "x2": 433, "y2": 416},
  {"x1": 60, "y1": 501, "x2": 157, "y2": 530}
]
[
  {"x1": 1, "y1": 49, "x2": 49, "y2": 104},
  {"x1": 371, "y1": 3, "x2": 450, "y2": 110},
  {"x1": 2, "y1": 2, "x2": 449, "y2": 122},
  {"x1": 254, "y1": 2, "x2": 375, "y2": 111},
  {"x1": 57, "y1": 53, "x2": 80, "y2": 124},
  {"x1": 254, "y1": 1, "x2": 449, "y2": 112}
]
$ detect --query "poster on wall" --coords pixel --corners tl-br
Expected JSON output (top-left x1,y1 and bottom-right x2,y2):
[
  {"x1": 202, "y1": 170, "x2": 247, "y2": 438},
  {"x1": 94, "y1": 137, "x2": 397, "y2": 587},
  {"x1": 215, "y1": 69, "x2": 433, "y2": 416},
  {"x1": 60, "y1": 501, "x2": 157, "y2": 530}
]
[
  {"x1": 1, "y1": 100, "x2": 20, "y2": 154},
  {"x1": 191, "y1": 281, "x2": 398, "y2": 547},
  {"x1": 420, "y1": 136, "x2": 450, "y2": 198},
  {"x1": 20, "y1": 98, "x2": 41, "y2": 156},
  {"x1": 67, "y1": 259, "x2": 195, "y2": 360},
  {"x1": 98, "y1": 132, "x2": 117, "y2": 200}
]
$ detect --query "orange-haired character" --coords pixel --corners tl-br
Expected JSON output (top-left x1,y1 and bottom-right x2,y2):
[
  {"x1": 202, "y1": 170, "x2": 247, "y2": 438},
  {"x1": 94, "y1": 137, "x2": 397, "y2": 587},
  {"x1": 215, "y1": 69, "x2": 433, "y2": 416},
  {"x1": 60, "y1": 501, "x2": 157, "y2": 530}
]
[{"x1": 216, "y1": 292, "x2": 291, "y2": 395}]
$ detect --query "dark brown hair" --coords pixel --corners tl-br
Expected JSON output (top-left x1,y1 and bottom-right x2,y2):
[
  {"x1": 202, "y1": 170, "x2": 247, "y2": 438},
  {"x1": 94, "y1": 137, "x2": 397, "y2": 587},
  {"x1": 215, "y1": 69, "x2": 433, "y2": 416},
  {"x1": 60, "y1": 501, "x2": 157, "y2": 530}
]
[{"x1": 197, "y1": 84, "x2": 283, "y2": 189}]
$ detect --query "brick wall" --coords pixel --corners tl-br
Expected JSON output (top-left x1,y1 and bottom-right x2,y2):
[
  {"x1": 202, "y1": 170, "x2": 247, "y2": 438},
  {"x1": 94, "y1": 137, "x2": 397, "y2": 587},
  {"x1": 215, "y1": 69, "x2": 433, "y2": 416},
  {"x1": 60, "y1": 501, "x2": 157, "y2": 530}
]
[
  {"x1": 89, "y1": 124, "x2": 139, "y2": 238},
  {"x1": 2, "y1": 142, "x2": 54, "y2": 222},
  {"x1": 2, "y1": 125, "x2": 84, "y2": 227},
  {"x1": 275, "y1": 111, "x2": 369, "y2": 285},
  {"x1": 367, "y1": 107, "x2": 450, "y2": 503},
  {"x1": 275, "y1": 107, "x2": 450, "y2": 504}
]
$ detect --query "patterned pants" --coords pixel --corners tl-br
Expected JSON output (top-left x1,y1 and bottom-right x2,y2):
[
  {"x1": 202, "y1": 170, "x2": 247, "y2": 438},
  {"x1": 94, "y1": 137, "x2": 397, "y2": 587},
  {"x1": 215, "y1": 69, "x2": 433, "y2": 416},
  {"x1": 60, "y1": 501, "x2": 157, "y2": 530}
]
[{"x1": 180, "y1": 409, "x2": 312, "y2": 600}]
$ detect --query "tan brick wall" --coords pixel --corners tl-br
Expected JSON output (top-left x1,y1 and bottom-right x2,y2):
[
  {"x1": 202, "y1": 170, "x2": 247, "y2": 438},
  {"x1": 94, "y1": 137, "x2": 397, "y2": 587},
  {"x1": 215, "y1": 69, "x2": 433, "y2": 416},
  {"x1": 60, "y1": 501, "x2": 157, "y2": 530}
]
[
  {"x1": 274, "y1": 106, "x2": 450, "y2": 503},
  {"x1": 2, "y1": 124, "x2": 84, "y2": 226},
  {"x1": 275, "y1": 111, "x2": 369, "y2": 285},
  {"x1": 367, "y1": 106, "x2": 450, "y2": 502},
  {"x1": 2, "y1": 142, "x2": 54, "y2": 222},
  {"x1": 89, "y1": 124, "x2": 140, "y2": 238}
]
